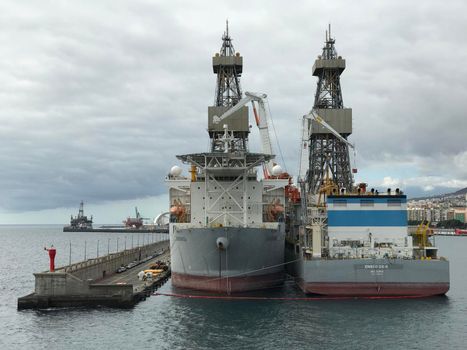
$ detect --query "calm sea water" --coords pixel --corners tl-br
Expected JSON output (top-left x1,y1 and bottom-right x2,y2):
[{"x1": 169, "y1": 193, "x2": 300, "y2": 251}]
[{"x1": 1, "y1": 225, "x2": 466, "y2": 350}]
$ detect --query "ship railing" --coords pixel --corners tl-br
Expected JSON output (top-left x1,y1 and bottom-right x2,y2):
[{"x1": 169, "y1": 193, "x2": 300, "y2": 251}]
[
  {"x1": 308, "y1": 255, "x2": 421, "y2": 261},
  {"x1": 172, "y1": 222, "x2": 282, "y2": 230},
  {"x1": 55, "y1": 242, "x2": 163, "y2": 274}
]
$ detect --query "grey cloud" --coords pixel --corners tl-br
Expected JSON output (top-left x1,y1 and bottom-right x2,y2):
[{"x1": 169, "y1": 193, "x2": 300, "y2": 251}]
[{"x1": 1, "y1": 0, "x2": 466, "y2": 213}]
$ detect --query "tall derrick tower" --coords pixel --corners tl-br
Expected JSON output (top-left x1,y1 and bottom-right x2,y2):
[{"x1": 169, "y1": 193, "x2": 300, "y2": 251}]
[
  {"x1": 208, "y1": 22, "x2": 249, "y2": 152},
  {"x1": 307, "y1": 26, "x2": 353, "y2": 193}
]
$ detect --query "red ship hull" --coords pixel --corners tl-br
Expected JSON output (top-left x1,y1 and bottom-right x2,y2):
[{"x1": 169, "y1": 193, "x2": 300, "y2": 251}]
[
  {"x1": 172, "y1": 271, "x2": 284, "y2": 293},
  {"x1": 298, "y1": 281, "x2": 450, "y2": 297}
]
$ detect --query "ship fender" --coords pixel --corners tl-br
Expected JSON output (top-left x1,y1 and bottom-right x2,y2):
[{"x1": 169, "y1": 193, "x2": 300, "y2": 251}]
[{"x1": 216, "y1": 237, "x2": 229, "y2": 250}]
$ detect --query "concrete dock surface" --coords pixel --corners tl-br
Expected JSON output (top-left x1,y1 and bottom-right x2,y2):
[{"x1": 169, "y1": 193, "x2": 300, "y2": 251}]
[
  {"x1": 18, "y1": 240, "x2": 171, "y2": 309},
  {"x1": 103, "y1": 247, "x2": 170, "y2": 294}
]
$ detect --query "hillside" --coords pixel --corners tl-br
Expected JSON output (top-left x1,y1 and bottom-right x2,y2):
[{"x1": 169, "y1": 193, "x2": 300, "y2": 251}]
[
  {"x1": 451, "y1": 187, "x2": 467, "y2": 196},
  {"x1": 409, "y1": 187, "x2": 467, "y2": 201}
]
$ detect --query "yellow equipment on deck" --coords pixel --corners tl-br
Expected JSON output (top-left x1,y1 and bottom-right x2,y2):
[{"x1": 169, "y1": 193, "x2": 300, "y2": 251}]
[{"x1": 412, "y1": 221, "x2": 433, "y2": 249}]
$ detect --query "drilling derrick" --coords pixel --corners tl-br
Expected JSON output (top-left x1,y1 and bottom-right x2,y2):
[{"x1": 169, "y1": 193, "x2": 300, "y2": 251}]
[
  {"x1": 208, "y1": 22, "x2": 249, "y2": 152},
  {"x1": 307, "y1": 26, "x2": 353, "y2": 193}
]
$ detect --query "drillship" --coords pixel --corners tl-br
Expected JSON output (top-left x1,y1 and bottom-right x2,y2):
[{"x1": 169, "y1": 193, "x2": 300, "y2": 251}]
[
  {"x1": 166, "y1": 23, "x2": 288, "y2": 293},
  {"x1": 287, "y1": 187, "x2": 450, "y2": 296},
  {"x1": 286, "y1": 26, "x2": 449, "y2": 297}
]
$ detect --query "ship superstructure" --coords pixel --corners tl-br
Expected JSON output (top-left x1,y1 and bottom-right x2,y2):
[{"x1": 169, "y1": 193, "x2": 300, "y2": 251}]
[
  {"x1": 166, "y1": 23, "x2": 288, "y2": 293},
  {"x1": 286, "y1": 27, "x2": 449, "y2": 297}
]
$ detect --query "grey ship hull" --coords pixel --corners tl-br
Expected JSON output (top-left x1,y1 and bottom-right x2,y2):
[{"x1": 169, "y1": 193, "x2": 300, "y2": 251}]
[
  {"x1": 286, "y1": 246, "x2": 449, "y2": 296},
  {"x1": 299, "y1": 259, "x2": 450, "y2": 296},
  {"x1": 170, "y1": 226, "x2": 285, "y2": 293}
]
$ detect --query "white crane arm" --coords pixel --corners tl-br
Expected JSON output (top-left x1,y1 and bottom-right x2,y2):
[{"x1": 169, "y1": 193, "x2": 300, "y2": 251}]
[
  {"x1": 213, "y1": 91, "x2": 278, "y2": 177},
  {"x1": 212, "y1": 92, "x2": 267, "y2": 124},
  {"x1": 252, "y1": 97, "x2": 273, "y2": 154},
  {"x1": 304, "y1": 110, "x2": 354, "y2": 149},
  {"x1": 212, "y1": 96, "x2": 253, "y2": 124},
  {"x1": 251, "y1": 97, "x2": 274, "y2": 176},
  {"x1": 298, "y1": 116, "x2": 310, "y2": 180}
]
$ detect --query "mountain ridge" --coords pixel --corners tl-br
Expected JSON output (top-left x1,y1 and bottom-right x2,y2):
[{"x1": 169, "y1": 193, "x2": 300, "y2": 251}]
[{"x1": 409, "y1": 187, "x2": 467, "y2": 201}]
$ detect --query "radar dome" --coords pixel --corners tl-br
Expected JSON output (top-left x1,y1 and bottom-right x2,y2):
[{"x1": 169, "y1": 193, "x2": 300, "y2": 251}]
[
  {"x1": 170, "y1": 165, "x2": 182, "y2": 177},
  {"x1": 271, "y1": 165, "x2": 283, "y2": 176}
]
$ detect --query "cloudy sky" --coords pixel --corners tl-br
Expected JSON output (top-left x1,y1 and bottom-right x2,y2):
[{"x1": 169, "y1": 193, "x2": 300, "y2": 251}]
[{"x1": 1, "y1": 0, "x2": 466, "y2": 223}]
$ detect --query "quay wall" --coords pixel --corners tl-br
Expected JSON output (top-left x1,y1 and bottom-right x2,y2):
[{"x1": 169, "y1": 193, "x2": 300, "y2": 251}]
[
  {"x1": 58, "y1": 241, "x2": 167, "y2": 282},
  {"x1": 34, "y1": 241, "x2": 167, "y2": 296},
  {"x1": 19, "y1": 241, "x2": 171, "y2": 309}
]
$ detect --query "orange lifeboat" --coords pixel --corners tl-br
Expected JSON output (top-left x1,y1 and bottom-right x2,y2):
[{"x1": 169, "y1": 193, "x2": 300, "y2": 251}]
[
  {"x1": 267, "y1": 198, "x2": 284, "y2": 222},
  {"x1": 284, "y1": 177, "x2": 301, "y2": 203},
  {"x1": 170, "y1": 199, "x2": 186, "y2": 222}
]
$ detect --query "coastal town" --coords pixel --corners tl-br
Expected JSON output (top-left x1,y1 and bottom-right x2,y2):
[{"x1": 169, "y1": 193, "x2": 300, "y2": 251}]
[{"x1": 407, "y1": 188, "x2": 467, "y2": 226}]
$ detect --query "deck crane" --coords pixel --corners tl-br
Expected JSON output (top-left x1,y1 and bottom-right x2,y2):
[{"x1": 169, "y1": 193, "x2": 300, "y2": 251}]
[
  {"x1": 213, "y1": 92, "x2": 276, "y2": 178},
  {"x1": 214, "y1": 92, "x2": 301, "y2": 203},
  {"x1": 299, "y1": 109, "x2": 355, "y2": 180},
  {"x1": 304, "y1": 109, "x2": 354, "y2": 149}
]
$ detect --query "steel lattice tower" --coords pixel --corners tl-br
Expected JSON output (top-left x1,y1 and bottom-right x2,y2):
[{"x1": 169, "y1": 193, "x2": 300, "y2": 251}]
[
  {"x1": 214, "y1": 21, "x2": 243, "y2": 107},
  {"x1": 307, "y1": 26, "x2": 353, "y2": 193},
  {"x1": 208, "y1": 22, "x2": 249, "y2": 152}
]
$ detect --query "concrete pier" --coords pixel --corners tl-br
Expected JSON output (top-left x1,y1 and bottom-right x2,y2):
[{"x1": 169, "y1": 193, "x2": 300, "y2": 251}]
[
  {"x1": 18, "y1": 240, "x2": 170, "y2": 309},
  {"x1": 63, "y1": 227, "x2": 169, "y2": 233}
]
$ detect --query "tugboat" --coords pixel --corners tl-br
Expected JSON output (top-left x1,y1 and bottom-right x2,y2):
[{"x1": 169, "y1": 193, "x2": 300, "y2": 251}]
[{"x1": 63, "y1": 201, "x2": 93, "y2": 232}]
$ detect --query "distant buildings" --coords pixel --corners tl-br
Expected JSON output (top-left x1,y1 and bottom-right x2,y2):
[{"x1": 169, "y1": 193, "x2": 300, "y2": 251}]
[{"x1": 407, "y1": 192, "x2": 467, "y2": 224}]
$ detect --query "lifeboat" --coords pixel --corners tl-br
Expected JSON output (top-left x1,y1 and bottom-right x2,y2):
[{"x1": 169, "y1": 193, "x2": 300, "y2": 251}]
[
  {"x1": 267, "y1": 198, "x2": 284, "y2": 221},
  {"x1": 170, "y1": 199, "x2": 186, "y2": 222}
]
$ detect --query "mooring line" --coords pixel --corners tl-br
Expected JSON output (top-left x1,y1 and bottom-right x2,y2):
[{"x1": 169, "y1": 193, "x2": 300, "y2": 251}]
[{"x1": 153, "y1": 292, "x2": 430, "y2": 301}]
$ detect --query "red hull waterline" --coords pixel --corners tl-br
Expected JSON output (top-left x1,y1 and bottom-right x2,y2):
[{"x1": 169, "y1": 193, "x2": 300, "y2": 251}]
[
  {"x1": 172, "y1": 272, "x2": 285, "y2": 293},
  {"x1": 298, "y1": 281, "x2": 450, "y2": 297}
]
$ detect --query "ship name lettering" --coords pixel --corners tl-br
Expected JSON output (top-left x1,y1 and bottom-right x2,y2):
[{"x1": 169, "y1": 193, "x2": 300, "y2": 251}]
[{"x1": 364, "y1": 264, "x2": 389, "y2": 269}]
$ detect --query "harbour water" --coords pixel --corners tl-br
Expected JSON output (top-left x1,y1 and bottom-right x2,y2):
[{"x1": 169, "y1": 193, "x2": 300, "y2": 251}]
[{"x1": 1, "y1": 225, "x2": 466, "y2": 349}]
